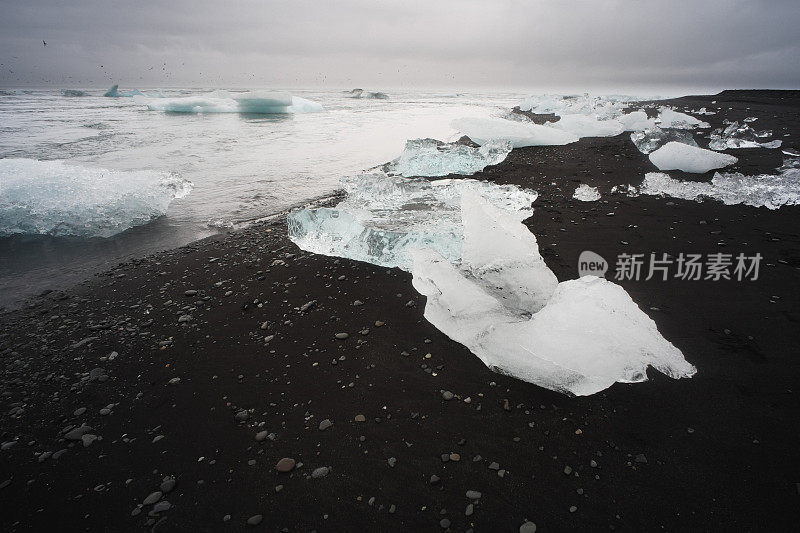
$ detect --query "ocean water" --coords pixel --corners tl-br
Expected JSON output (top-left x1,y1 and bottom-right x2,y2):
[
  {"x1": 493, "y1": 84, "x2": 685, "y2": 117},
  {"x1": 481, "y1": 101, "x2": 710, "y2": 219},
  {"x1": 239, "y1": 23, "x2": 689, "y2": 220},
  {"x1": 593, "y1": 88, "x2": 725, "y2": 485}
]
[{"x1": 0, "y1": 88, "x2": 524, "y2": 308}]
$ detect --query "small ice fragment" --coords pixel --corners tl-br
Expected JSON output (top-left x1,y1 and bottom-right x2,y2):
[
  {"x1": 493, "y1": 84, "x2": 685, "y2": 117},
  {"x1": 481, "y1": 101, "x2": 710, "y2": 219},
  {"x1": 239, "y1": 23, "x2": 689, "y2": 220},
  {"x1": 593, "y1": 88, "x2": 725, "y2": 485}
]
[
  {"x1": 649, "y1": 142, "x2": 737, "y2": 173},
  {"x1": 572, "y1": 184, "x2": 601, "y2": 201}
]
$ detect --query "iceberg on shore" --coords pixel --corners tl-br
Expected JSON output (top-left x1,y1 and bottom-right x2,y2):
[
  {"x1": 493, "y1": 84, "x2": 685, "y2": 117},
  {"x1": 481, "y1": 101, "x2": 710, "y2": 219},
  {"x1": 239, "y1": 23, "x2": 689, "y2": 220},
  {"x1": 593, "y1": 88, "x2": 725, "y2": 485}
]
[
  {"x1": 657, "y1": 107, "x2": 710, "y2": 129},
  {"x1": 451, "y1": 117, "x2": 578, "y2": 148},
  {"x1": 547, "y1": 114, "x2": 625, "y2": 138},
  {"x1": 0, "y1": 158, "x2": 192, "y2": 237},
  {"x1": 640, "y1": 162, "x2": 800, "y2": 209},
  {"x1": 630, "y1": 127, "x2": 699, "y2": 154},
  {"x1": 649, "y1": 142, "x2": 737, "y2": 173},
  {"x1": 617, "y1": 110, "x2": 658, "y2": 131},
  {"x1": 411, "y1": 192, "x2": 696, "y2": 396},
  {"x1": 137, "y1": 90, "x2": 323, "y2": 114},
  {"x1": 708, "y1": 121, "x2": 782, "y2": 150},
  {"x1": 61, "y1": 89, "x2": 87, "y2": 97},
  {"x1": 386, "y1": 138, "x2": 512, "y2": 177},
  {"x1": 288, "y1": 170, "x2": 695, "y2": 395},
  {"x1": 288, "y1": 172, "x2": 536, "y2": 271}
]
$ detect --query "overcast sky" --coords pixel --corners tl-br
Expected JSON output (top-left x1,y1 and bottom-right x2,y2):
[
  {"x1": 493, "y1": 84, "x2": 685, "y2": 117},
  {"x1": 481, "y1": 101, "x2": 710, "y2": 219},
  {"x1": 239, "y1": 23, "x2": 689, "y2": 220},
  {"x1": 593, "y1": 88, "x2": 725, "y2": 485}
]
[{"x1": 1, "y1": 0, "x2": 799, "y2": 93}]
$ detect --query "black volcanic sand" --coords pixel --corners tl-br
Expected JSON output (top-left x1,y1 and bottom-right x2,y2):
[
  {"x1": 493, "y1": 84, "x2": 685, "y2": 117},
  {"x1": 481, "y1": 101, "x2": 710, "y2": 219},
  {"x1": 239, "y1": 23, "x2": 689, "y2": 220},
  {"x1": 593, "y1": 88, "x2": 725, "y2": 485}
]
[{"x1": 1, "y1": 91, "x2": 799, "y2": 531}]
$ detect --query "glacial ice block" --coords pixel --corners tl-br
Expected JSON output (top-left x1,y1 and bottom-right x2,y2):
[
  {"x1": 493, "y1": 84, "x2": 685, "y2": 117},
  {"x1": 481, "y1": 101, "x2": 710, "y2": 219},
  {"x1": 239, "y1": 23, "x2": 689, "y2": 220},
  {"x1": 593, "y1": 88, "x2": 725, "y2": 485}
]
[
  {"x1": 0, "y1": 158, "x2": 192, "y2": 237},
  {"x1": 386, "y1": 138, "x2": 512, "y2": 177},
  {"x1": 547, "y1": 114, "x2": 625, "y2": 138},
  {"x1": 708, "y1": 121, "x2": 782, "y2": 150},
  {"x1": 287, "y1": 172, "x2": 537, "y2": 271},
  {"x1": 640, "y1": 164, "x2": 800, "y2": 209},
  {"x1": 450, "y1": 117, "x2": 578, "y2": 148},
  {"x1": 617, "y1": 110, "x2": 657, "y2": 131},
  {"x1": 103, "y1": 84, "x2": 145, "y2": 98},
  {"x1": 630, "y1": 127, "x2": 698, "y2": 154},
  {"x1": 657, "y1": 108, "x2": 710, "y2": 129},
  {"x1": 411, "y1": 191, "x2": 696, "y2": 396},
  {"x1": 573, "y1": 184, "x2": 601, "y2": 201},
  {"x1": 649, "y1": 142, "x2": 737, "y2": 173},
  {"x1": 138, "y1": 90, "x2": 323, "y2": 114}
]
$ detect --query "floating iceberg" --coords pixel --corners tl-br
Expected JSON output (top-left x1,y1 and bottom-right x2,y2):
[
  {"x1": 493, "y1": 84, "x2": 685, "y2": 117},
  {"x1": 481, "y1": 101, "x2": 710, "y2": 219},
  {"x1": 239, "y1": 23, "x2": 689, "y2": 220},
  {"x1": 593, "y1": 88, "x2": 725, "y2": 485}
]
[
  {"x1": 385, "y1": 138, "x2": 512, "y2": 177},
  {"x1": 547, "y1": 114, "x2": 625, "y2": 138},
  {"x1": 451, "y1": 117, "x2": 578, "y2": 148},
  {"x1": 103, "y1": 84, "x2": 146, "y2": 98},
  {"x1": 649, "y1": 142, "x2": 737, "y2": 173},
  {"x1": 0, "y1": 158, "x2": 192, "y2": 237},
  {"x1": 708, "y1": 121, "x2": 781, "y2": 150},
  {"x1": 630, "y1": 127, "x2": 698, "y2": 154},
  {"x1": 288, "y1": 172, "x2": 536, "y2": 272},
  {"x1": 346, "y1": 89, "x2": 389, "y2": 99},
  {"x1": 61, "y1": 89, "x2": 87, "y2": 97},
  {"x1": 411, "y1": 192, "x2": 696, "y2": 396},
  {"x1": 573, "y1": 184, "x2": 601, "y2": 201},
  {"x1": 137, "y1": 90, "x2": 323, "y2": 114},
  {"x1": 657, "y1": 107, "x2": 710, "y2": 129},
  {"x1": 640, "y1": 163, "x2": 800, "y2": 209}
]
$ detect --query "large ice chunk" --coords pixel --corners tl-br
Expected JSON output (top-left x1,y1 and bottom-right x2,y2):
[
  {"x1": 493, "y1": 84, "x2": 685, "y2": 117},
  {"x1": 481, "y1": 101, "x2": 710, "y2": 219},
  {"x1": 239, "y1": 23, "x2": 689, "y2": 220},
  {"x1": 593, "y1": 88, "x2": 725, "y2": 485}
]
[
  {"x1": 137, "y1": 90, "x2": 323, "y2": 114},
  {"x1": 411, "y1": 192, "x2": 695, "y2": 396},
  {"x1": 630, "y1": 127, "x2": 699, "y2": 154},
  {"x1": 517, "y1": 94, "x2": 633, "y2": 120},
  {"x1": 649, "y1": 142, "x2": 737, "y2": 173},
  {"x1": 451, "y1": 117, "x2": 578, "y2": 148},
  {"x1": 708, "y1": 121, "x2": 782, "y2": 150},
  {"x1": 287, "y1": 172, "x2": 536, "y2": 271},
  {"x1": 547, "y1": 115, "x2": 625, "y2": 138},
  {"x1": 640, "y1": 163, "x2": 800, "y2": 209},
  {"x1": 0, "y1": 158, "x2": 192, "y2": 237},
  {"x1": 617, "y1": 110, "x2": 658, "y2": 131},
  {"x1": 657, "y1": 107, "x2": 710, "y2": 129},
  {"x1": 573, "y1": 184, "x2": 601, "y2": 201},
  {"x1": 386, "y1": 138, "x2": 512, "y2": 177}
]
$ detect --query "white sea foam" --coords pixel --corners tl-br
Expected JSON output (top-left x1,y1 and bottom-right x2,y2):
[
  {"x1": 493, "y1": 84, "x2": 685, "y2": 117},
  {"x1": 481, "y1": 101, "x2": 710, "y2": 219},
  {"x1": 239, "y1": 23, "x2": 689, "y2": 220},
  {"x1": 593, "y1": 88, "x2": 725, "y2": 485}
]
[{"x1": 0, "y1": 158, "x2": 192, "y2": 237}]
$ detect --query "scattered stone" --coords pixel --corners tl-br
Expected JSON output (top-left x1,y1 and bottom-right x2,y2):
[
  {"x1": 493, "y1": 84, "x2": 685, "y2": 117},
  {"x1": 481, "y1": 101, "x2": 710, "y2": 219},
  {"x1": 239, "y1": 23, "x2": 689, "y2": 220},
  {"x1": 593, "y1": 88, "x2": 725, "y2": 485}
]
[
  {"x1": 429, "y1": 475, "x2": 441, "y2": 485},
  {"x1": 311, "y1": 466, "x2": 330, "y2": 479},
  {"x1": 335, "y1": 332, "x2": 349, "y2": 340},
  {"x1": 354, "y1": 414, "x2": 366, "y2": 422},
  {"x1": 466, "y1": 503, "x2": 474, "y2": 516},
  {"x1": 247, "y1": 514, "x2": 263, "y2": 526},
  {"x1": 635, "y1": 454, "x2": 648, "y2": 464},
  {"x1": 152, "y1": 501, "x2": 171, "y2": 513},
  {"x1": 235, "y1": 410, "x2": 249, "y2": 422},
  {"x1": 520, "y1": 521, "x2": 537, "y2": 533},
  {"x1": 388, "y1": 457, "x2": 397, "y2": 468},
  {"x1": 440, "y1": 518, "x2": 451, "y2": 529},
  {"x1": 143, "y1": 491, "x2": 163, "y2": 505},
  {"x1": 466, "y1": 490, "x2": 481, "y2": 500},
  {"x1": 276, "y1": 458, "x2": 296, "y2": 473},
  {"x1": 255, "y1": 430, "x2": 269, "y2": 442},
  {"x1": 441, "y1": 391, "x2": 454, "y2": 401},
  {"x1": 319, "y1": 419, "x2": 333, "y2": 431}
]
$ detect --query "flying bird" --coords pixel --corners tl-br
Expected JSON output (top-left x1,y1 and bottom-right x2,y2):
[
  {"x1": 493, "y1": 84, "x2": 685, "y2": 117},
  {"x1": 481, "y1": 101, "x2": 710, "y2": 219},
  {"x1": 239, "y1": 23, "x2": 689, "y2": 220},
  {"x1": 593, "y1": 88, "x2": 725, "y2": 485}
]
[{"x1": 43, "y1": 40, "x2": 46, "y2": 47}]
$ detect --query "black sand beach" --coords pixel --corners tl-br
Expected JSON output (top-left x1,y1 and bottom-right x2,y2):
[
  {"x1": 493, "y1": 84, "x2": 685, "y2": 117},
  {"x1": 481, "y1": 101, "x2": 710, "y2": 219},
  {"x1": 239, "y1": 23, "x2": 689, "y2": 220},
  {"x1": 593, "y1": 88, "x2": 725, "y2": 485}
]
[{"x1": 1, "y1": 91, "x2": 799, "y2": 531}]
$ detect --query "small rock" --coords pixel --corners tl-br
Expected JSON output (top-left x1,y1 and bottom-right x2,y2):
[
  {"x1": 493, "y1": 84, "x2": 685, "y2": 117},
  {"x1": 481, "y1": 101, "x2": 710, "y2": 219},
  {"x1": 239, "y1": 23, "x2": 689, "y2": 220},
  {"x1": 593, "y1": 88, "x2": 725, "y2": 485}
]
[
  {"x1": 318, "y1": 419, "x2": 333, "y2": 431},
  {"x1": 441, "y1": 391, "x2": 454, "y2": 401},
  {"x1": 520, "y1": 522, "x2": 537, "y2": 533},
  {"x1": 354, "y1": 414, "x2": 366, "y2": 422},
  {"x1": 335, "y1": 333, "x2": 349, "y2": 340},
  {"x1": 143, "y1": 491, "x2": 162, "y2": 505},
  {"x1": 466, "y1": 490, "x2": 481, "y2": 500},
  {"x1": 276, "y1": 458, "x2": 296, "y2": 473},
  {"x1": 311, "y1": 466, "x2": 330, "y2": 479},
  {"x1": 247, "y1": 514, "x2": 263, "y2": 526}
]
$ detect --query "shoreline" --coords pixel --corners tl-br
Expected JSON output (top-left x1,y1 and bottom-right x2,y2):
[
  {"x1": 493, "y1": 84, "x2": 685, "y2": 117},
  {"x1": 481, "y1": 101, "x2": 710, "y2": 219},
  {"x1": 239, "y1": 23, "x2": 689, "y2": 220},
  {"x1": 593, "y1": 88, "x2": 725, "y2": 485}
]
[{"x1": 1, "y1": 90, "x2": 799, "y2": 530}]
